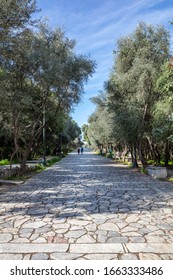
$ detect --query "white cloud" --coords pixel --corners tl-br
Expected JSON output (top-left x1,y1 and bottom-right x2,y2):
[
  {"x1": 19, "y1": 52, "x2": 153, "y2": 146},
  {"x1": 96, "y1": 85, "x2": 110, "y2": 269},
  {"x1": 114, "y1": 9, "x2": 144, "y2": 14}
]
[{"x1": 36, "y1": 0, "x2": 173, "y2": 126}]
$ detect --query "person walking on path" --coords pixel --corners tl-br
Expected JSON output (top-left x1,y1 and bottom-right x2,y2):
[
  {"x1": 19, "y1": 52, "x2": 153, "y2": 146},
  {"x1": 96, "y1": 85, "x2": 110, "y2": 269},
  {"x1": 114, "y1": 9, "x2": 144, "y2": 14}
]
[
  {"x1": 77, "y1": 147, "x2": 80, "y2": 154},
  {"x1": 81, "y1": 146, "x2": 84, "y2": 154}
]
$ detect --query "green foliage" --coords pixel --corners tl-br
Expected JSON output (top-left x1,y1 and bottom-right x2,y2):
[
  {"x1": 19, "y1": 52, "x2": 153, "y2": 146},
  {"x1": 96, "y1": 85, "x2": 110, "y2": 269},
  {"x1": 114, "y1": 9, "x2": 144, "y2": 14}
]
[
  {"x1": 46, "y1": 157, "x2": 61, "y2": 166},
  {"x1": 87, "y1": 91, "x2": 114, "y2": 150},
  {"x1": 0, "y1": 0, "x2": 37, "y2": 31},
  {"x1": 0, "y1": 159, "x2": 10, "y2": 165},
  {"x1": 153, "y1": 62, "x2": 173, "y2": 146},
  {"x1": 87, "y1": 22, "x2": 172, "y2": 168},
  {"x1": 0, "y1": 2, "x2": 95, "y2": 174},
  {"x1": 140, "y1": 167, "x2": 147, "y2": 174},
  {"x1": 147, "y1": 160, "x2": 155, "y2": 165},
  {"x1": 32, "y1": 157, "x2": 62, "y2": 172},
  {"x1": 82, "y1": 124, "x2": 89, "y2": 143},
  {"x1": 35, "y1": 164, "x2": 46, "y2": 172},
  {"x1": 107, "y1": 22, "x2": 170, "y2": 145}
]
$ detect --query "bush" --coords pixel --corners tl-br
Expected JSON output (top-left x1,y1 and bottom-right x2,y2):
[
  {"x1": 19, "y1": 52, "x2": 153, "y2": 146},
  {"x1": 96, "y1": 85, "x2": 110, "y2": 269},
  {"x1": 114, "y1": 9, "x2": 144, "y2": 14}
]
[
  {"x1": 140, "y1": 167, "x2": 147, "y2": 174},
  {"x1": 35, "y1": 164, "x2": 46, "y2": 172},
  {"x1": 0, "y1": 159, "x2": 10, "y2": 165},
  {"x1": 46, "y1": 157, "x2": 61, "y2": 166},
  {"x1": 147, "y1": 160, "x2": 155, "y2": 165}
]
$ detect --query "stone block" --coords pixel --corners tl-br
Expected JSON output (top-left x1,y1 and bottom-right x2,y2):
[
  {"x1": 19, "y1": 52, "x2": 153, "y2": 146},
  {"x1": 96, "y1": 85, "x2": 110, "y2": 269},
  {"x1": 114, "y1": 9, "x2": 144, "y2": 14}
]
[
  {"x1": 146, "y1": 167, "x2": 167, "y2": 179},
  {"x1": 70, "y1": 243, "x2": 124, "y2": 254},
  {"x1": 0, "y1": 244, "x2": 69, "y2": 253},
  {"x1": 126, "y1": 243, "x2": 173, "y2": 254}
]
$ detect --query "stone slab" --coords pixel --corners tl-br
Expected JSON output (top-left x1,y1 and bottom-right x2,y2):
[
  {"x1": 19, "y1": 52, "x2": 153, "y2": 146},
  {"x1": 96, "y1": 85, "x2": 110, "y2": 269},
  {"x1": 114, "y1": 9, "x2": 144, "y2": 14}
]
[
  {"x1": 126, "y1": 243, "x2": 173, "y2": 254},
  {"x1": 0, "y1": 254, "x2": 23, "y2": 260},
  {"x1": 70, "y1": 243, "x2": 124, "y2": 254},
  {"x1": 22, "y1": 221, "x2": 47, "y2": 229},
  {"x1": 0, "y1": 179, "x2": 23, "y2": 185},
  {"x1": 84, "y1": 254, "x2": 118, "y2": 260},
  {"x1": 31, "y1": 253, "x2": 49, "y2": 260},
  {"x1": 146, "y1": 167, "x2": 167, "y2": 179},
  {"x1": 0, "y1": 244, "x2": 69, "y2": 253},
  {"x1": 0, "y1": 234, "x2": 12, "y2": 243},
  {"x1": 50, "y1": 253, "x2": 83, "y2": 260}
]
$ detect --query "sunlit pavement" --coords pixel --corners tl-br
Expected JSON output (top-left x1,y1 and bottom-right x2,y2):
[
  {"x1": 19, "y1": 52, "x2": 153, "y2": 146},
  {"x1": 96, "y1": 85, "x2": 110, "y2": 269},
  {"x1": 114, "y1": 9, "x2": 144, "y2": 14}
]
[{"x1": 0, "y1": 149, "x2": 173, "y2": 260}]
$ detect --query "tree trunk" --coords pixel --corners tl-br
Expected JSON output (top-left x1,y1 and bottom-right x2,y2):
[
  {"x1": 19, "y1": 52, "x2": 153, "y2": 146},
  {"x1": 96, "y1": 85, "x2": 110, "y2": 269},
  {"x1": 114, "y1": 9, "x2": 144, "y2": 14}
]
[
  {"x1": 122, "y1": 145, "x2": 128, "y2": 162},
  {"x1": 132, "y1": 144, "x2": 139, "y2": 168},
  {"x1": 146, "y1": 136, "x2": 161, "y2": 164},
  {"x1": 20, "y1": 148, "x2": 31, "y2": 174},
  {"x1": 138, "y1": 140, "x2": 148, "y2": 168},
  {"x1": 130, "y1": 144, "x2": 134, "y2": 163},
  {"x1": 164, "y1": 141, "x2": 170, "y2": 166},
  {"x1": 155, "y1": 146, "x2": 161, "y2": 164},
  {"x1": 20, "y1": 156, "x2": 27, "y2": 174},
  {"x1": 10, "y1": 149, "x2": 18, "y2": 171}
]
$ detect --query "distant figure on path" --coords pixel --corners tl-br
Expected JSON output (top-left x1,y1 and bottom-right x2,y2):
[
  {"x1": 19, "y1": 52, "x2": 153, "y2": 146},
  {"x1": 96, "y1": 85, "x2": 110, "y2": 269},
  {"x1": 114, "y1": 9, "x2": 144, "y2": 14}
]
[
  {"x1": 81, "y1": 147, "x2": 84, "y2": 154},
  {"x1": 77, "y1": 147, "x2": 80, "y2": 154}
]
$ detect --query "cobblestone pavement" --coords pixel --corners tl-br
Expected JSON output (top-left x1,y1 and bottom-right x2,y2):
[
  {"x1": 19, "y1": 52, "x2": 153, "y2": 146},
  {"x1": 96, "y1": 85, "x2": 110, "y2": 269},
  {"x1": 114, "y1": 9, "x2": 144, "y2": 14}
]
[{"x1": 0, "y1": 149, "x2": 173, "y2": 260}]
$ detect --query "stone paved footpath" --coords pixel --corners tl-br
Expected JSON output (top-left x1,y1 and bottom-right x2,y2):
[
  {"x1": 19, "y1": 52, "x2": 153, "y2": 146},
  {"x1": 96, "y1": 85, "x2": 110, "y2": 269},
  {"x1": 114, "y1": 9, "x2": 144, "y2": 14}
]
[{"x1": 0, "y1": 149, "x2": 173, "y2": 260}]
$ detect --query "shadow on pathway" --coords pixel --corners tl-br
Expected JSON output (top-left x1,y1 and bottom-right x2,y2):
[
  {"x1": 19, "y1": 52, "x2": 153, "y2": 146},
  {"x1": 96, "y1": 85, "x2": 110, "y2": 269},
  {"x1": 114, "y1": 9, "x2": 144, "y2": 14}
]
[{"x1": 0, "y1": 149, "x2": 173, "y2": 260}]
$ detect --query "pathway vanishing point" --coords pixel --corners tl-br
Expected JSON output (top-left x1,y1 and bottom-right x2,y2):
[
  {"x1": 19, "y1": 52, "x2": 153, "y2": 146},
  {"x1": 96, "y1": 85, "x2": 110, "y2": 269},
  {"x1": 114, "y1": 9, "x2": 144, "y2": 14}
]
[{"x1": 0, "y1": 149, "x2": 173, "y2": 260}]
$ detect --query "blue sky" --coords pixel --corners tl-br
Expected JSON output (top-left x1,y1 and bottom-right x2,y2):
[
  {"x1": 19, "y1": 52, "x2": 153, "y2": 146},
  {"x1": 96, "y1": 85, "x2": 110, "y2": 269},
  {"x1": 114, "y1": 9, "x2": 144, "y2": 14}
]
[{"x1": 36, "y1": 0, "x2": 173, "y2": 128}]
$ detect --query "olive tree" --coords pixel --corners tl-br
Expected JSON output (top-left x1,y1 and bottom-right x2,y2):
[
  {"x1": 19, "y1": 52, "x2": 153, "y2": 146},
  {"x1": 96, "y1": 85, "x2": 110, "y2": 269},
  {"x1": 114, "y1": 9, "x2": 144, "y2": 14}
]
[
  {"x1": 106, "y1": 22, "x2": 170, "y2": 167},
  {"x1": 0, "y1": 21, "x2": 95, "y2": 172}
]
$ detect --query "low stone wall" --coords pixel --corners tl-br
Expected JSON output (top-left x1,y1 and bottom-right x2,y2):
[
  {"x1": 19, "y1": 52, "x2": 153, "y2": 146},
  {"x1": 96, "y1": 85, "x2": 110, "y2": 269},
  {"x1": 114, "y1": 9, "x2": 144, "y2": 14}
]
[
  {"x1": 167, "y1": 168, "x2": 173, "y2": 178},
  {"x1": 146, "y1": 166, "x2": 167, "y2": 179},
  {"x1": 0, "y1": 165, "x2": 36, "y2": 179}
]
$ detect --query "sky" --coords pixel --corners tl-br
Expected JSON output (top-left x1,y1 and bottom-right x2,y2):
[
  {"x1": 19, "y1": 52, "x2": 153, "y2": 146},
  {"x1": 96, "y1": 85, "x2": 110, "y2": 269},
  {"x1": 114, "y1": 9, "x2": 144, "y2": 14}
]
[{"x1": 36, "y1": 0, "x2": 173, "y2": 128}]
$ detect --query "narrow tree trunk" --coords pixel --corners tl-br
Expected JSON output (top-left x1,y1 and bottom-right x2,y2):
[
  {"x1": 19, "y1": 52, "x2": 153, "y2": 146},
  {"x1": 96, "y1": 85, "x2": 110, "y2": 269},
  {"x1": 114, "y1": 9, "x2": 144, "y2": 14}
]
[
  {"x1": 132, "y1": 144, "x2": 139, "y2": 168},
  {"x1": 20, "y1": 147, "x2": 32, "y2": 174},
  {"x1": 122, "y1": 145, "x2": 128, "y2": 162},
  {"x1": 130, "y1": 144, "x2": 134, "y2": 163},
  {"x1": 10, "y1": 150, "x2": 17, "y2": 171},
  {"x1": 20, "y1": 156, "x2": 27, "y2": 174},
  {"x1": 138, "y1": 140, "x2": 148, "y2": 168},
  {"x1": 146, "y1": 136, "x2": 160, "y2": 164},
  {"x1": 105, "y1": 145, "x2": 108, "y2": 154},
  {"x1": 155, "y1": 146, "x2": 161, "y2": 164},
  {"x1": 164, "y1": 141, "x2": 170, "y2": 166}
]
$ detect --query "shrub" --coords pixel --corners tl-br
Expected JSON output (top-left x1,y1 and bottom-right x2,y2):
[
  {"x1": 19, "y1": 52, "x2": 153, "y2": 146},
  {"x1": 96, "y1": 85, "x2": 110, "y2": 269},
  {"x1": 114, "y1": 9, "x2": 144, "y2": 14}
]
[
  {"x1": 140, "y1": 167, "x2": 147, "y2": 174},
  {"x1": 147, "y1": 160, "x2": 155, "y2": 165},
  {"x1": 46, "y1": 157, "x2": 61, "y2": 166},
  {"x1": 35, "y1": 164, "x2": 46, "y2": 172},
  {"x1": 0, "y1": 159, "x2": 10, "y2": 165}
]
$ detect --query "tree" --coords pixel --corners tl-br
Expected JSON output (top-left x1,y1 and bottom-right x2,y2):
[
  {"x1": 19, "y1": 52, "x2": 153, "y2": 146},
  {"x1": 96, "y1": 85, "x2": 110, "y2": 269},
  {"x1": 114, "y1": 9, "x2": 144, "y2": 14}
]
[
  {"x1": 0, "y1": 0, "x2": 38, "y2": 65},
  {"x1": 0, "y1": 0, "x2": 37, "y2": 31},
  {"x1": 152, "y1": 62, "x2": 173, "y2": 165},
  {"x1": 0, "y1": 19, "x2": 95, "y2": 172},
  {"x1": 61, "y1": 117, "x2": 81, "y2": 150},
  {"x1": 105, "y1": 22, "x2": 170, "y2": 167},
  {"x1": 87, "y1": 92, "x2": 113, "y2": 152},
  {"x1": 82, "y1": 124, "x2": 89, "y2": 143}
]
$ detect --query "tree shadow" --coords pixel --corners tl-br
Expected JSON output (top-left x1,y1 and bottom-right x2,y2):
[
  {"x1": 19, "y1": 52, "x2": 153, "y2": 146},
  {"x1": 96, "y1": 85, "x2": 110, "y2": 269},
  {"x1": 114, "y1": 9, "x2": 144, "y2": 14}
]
[{"x1": 1, "y1": 151, "x2": 173, "y2": 223}]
